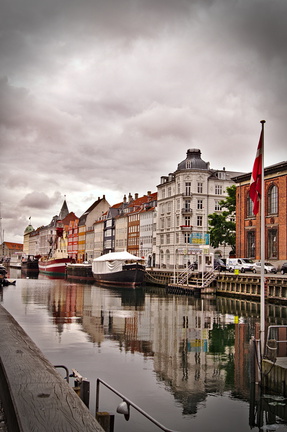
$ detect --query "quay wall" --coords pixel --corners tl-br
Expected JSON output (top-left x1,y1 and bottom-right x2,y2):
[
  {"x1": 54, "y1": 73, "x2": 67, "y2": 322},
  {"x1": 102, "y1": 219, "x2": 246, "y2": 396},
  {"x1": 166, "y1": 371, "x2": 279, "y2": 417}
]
[
  {"x1": 145, "y1": 270, "x2": 287, "y2": 303},
  {"x1": 262, "y1": 359, "x2": 287, "y2": 396},
  {"x1": 0, "y1": 305, "x2": 104, "y2": 432},
  {"x1": 216, "y1": 273, "x2": 287, "y2": 303}
]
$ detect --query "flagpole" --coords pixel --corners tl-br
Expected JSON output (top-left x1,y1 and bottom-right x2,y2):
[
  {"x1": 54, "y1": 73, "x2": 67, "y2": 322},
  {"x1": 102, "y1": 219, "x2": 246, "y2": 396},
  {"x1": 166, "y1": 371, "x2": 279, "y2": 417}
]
[{"x1": 260, "y1": 120, "x2": 266, "y2": 356}]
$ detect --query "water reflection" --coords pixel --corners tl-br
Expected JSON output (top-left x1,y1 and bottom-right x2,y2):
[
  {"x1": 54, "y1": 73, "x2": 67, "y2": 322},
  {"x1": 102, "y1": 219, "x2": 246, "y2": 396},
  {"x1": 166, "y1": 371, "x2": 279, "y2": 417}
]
[{"x1": 2, "y1": 275, "x2": 287, "y2": 432}]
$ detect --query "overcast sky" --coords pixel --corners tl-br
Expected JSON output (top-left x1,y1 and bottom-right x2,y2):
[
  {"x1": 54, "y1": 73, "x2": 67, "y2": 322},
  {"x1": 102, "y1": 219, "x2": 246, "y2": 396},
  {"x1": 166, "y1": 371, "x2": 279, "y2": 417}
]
[{"x1": 1, "y1": 0, "x2": 286, "y2": 243}]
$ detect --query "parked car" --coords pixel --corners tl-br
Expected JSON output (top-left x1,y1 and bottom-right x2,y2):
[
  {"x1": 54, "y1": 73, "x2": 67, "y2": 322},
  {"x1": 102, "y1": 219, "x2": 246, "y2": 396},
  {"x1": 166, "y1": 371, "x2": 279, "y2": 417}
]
[
  {"x1": 280, "y1": 263, "x2": 287, "y2": 274},
  {"x1": 226, "y1": 258, "x2": 254, "y2": 273},
  {"x1": 252, "y1": 262, "x2": 277, "y2": 274},
  {"x1": 214, "y1": 258, "x2": 227, "y2": 271}
]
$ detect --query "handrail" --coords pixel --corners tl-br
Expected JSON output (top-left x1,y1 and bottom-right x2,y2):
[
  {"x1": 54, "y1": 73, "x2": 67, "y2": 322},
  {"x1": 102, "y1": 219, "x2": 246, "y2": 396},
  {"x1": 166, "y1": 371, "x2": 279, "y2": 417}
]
[
  {"x1": 266, "y1": 325, "x2": 287, "y2": 343},
  {"x1": 265, "y1": 325, "x2": 287, "y2": 359},
  {"x1": 96, "y1": 378, "x2": 179, "y2": 432},
  {"x1": 54, "y1": 364, "x2": 70, "y2": 383}
]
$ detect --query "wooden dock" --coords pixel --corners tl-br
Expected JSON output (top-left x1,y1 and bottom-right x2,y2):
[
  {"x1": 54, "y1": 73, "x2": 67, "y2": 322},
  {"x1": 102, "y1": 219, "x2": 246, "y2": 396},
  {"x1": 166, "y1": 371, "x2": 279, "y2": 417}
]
[{"x1": 0, "y1": 305, "x2": 104, "y2": 432}]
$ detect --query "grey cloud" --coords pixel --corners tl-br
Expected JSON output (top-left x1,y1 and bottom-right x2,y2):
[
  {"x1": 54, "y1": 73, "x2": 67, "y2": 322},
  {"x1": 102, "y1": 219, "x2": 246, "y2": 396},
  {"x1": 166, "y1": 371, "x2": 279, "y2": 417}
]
[
  {"x1": 1, "y1": 0, "x2": 287, "y2": 243},
  {"x1": 19, "y1": 191, "x2": 61, "y2": 210}
]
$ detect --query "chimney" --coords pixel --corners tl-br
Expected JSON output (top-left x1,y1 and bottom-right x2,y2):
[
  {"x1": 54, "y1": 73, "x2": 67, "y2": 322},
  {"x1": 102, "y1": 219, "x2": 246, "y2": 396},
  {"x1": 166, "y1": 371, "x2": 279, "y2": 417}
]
[
  {"x1": 128, "y1": 193, "x2": 133, "y2": 203},
  {"x1": 135, "y1": 193, "x2": 139, "y2": 200},
  {"x1": 147, "y1": 191, "x2": 151, "y2": 196},
  {"x1": 123, "y1": 194, "x2": 127, "y2": 203}
]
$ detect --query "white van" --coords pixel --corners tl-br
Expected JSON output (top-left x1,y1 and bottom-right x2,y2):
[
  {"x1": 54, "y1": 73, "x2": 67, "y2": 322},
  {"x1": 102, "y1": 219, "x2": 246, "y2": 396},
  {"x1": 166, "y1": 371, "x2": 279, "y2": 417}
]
[{"x1": 226, "y1": 258, "x2": 254, "y2": 273}]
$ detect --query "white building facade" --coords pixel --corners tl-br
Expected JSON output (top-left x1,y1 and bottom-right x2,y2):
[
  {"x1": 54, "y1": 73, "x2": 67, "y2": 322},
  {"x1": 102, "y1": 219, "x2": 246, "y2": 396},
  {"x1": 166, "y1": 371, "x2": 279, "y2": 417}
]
[{"x1": 156, "y1": 148, "x2": 243, "y2": 269}]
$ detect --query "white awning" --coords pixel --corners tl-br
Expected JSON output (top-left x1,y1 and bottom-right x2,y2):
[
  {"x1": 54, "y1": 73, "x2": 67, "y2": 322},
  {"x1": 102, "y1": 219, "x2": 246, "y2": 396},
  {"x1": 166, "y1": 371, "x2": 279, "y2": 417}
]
[{"x1": 93, "y1": 251, "x2": 142, "y2": 262}]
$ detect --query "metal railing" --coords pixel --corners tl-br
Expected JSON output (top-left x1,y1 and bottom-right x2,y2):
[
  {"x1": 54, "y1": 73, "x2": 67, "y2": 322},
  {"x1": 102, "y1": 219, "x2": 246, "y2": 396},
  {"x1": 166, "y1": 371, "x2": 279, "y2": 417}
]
[
  {"x1": 265, "y1": 325, "x2": 287, "y2": 361},
  {"x1": 96, "y1": 378, "x2": 179, "y2": 432}
]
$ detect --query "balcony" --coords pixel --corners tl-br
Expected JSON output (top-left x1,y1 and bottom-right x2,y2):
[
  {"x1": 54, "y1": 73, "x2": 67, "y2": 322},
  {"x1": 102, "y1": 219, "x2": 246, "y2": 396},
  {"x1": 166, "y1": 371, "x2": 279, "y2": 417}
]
[
  {"x1": 180, "y1": 225, "x2": 193, "y2": 232},
  {"x1": 181, "y1": 207, "x2": 193, "y2": 215}
]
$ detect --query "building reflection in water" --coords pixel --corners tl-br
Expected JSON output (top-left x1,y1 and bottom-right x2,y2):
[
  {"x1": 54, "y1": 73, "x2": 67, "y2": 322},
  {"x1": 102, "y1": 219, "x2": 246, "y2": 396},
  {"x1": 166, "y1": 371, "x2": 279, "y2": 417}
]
[{"x1": 20, "y1": 281, "x2": 287, "y2": 429}]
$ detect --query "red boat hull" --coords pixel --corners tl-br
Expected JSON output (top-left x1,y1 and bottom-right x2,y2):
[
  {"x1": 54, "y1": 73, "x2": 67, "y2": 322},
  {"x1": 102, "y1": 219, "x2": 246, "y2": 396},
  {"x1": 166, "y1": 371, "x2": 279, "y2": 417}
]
[{"x1": 38, "y1": 258, "x2": 71, "y2": 276}]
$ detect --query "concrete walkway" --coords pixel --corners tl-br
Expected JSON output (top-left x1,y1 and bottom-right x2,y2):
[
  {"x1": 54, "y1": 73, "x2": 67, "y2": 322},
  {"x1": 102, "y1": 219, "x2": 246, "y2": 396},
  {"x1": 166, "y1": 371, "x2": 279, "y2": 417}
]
[{"x1": 0, "y1": 304, "x2": 104, "y2": 432}]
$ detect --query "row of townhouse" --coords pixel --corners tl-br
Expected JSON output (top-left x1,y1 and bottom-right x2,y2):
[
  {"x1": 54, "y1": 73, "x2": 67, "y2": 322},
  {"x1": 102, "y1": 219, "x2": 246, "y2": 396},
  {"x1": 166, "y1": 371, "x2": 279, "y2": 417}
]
[
  {"x1": 22, "y1": 148, "x2": 241, "y2": 268},
  {"x1": 22, "y1": 148, "x2": 287, "y2": 269}
]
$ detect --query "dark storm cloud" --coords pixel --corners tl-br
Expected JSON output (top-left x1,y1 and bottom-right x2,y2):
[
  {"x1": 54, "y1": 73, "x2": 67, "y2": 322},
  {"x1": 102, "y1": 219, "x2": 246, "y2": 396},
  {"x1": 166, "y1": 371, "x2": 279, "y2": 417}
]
[
  {"x1": 19, "y1": 191, "x2": 61, "y2": 210},
  {"x1": 1, "y1": 0, "x2": 287, "y2": 242}
]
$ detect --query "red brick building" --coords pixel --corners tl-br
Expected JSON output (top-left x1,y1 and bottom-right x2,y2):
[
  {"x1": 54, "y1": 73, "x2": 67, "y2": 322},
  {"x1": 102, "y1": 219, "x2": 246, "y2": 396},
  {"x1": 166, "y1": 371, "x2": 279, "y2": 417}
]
[{"x1": 233, "y1": 161, "x2": 287, "y2": 265}]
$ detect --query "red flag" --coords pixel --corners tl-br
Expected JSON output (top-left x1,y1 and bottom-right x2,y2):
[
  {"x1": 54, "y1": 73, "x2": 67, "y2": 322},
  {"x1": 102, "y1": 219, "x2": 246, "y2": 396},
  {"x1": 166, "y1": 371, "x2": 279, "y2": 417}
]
[{"x1": 249, "y1": 130, "x2": 263, "y2": 215}]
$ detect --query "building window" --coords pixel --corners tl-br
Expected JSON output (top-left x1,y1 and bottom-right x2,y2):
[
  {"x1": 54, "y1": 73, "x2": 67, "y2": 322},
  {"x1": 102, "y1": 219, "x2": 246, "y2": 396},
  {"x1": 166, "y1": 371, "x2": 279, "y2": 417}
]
[
  {"x1": 217, "y1": 171, "x2": 226, "y2": 180},
  {"x1": 168, "y1": 186, "x2": 171, "y2": 197},
  {"x1": 268, "y1": 184, "x2": 278, "y2": 215},
  {"x1": 185, "y1": 182, "x2": 191, "y2": 196},
  {"x1": 185, "y1": 216, "x2": 191, "y2": 226},
  {"x1": 166, "y1": 234, "x2": 170, "y2": 244},
  {"x1": 162, "y1": 189, "x2": 165, "y2": 199},
  {"x1": 197, "y1": 199, "x2": 203, "y2": 210},
  {"x1": 197, "y1": 182, "x2": 203, "y2": 193},
  {"x1": 167, "y1": 217, "x2": 171, "y2": 228},
  {"x1": 268, "y1": 228, "x2": 278, "y2": 259},
  {"x1": 186, "y1": 160, "x2": 191, "y2": 169},
  {"x1": 215, "y1": 200, "x2": 221, "y2": 211},
  {"x1": 166, "y1": 250, "x2": 170, "y2": 266},
  {"x1": 247, "y1": 195, "x2": 253, "y2": 217},
  {"x1": 167, "y1": 201, "x2": 172, "y2": 212},
  {"x1": 184, "y1": 199, "x2": 191, "y2": 211},
  {"x1": 215, "y1": 185, "x2": 223, "y2": 195},
  {"x1": 197, "y1": 216, "x2": 203, "y2": 227},
  {"x1": 247, "y1": 230, "x2": 255, "y2": 258},
  {"x1": 177, "y1": 182, "x2": 181, "y2": 194},
  {"x1": 184, "y1": 233, "x2": 190, "y2": 244}
]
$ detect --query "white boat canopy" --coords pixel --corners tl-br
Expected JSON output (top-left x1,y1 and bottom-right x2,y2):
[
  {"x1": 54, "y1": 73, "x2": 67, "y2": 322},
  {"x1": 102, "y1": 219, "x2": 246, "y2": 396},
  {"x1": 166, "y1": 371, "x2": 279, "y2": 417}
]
[{"x1": 93, "y1": 251, "x2": 143, "y2": 262}]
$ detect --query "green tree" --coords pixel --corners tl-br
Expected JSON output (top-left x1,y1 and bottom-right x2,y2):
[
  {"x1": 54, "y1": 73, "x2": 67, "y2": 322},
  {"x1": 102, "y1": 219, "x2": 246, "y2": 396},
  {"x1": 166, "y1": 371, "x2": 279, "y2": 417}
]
[{"x1": 208, "y1": 185, "x2": 236, "y2": 253}]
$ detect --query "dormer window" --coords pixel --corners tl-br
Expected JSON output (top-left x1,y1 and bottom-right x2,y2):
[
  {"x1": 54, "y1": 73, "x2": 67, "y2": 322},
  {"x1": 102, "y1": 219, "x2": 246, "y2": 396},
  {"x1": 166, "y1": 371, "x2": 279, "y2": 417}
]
[
  {"x1": 217, "y1": 171, "x2": 226, "y2": 180},
  {"x1": 186, "y1": 160, "x2": 191, "y2": 169}
]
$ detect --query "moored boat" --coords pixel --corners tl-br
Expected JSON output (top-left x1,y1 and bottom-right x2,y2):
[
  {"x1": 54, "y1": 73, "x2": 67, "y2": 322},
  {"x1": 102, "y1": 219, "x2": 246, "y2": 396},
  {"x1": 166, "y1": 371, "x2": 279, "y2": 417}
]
[
  {"x1": 21, "y1": 255, "x2": 39, "y2": 272},
  {"x1": 38, "y1": 257, "x2": 72, "y2": 276},
  {"x1": 0, "y1": 265, "x2": 7, "y2": 285},
  {"x1": 9, "y1": 252, "x2": 23, "y2": 269},
  {"x1": 92, "y1": 251, "x2": 145, "y2": 288},
  {"x1": 38, "y1": 224, "x2": 73, "y2": 276},
  {"x1": 65, "y1": 262, "x2": 94, "y2": 282}
]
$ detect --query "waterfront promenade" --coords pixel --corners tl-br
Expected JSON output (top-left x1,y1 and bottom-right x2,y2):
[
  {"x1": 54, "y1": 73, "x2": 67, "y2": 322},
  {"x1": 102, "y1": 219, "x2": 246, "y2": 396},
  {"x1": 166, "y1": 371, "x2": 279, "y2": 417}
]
[{"x1": 0, "y1": 304, "x2": 104, "y2": 432}]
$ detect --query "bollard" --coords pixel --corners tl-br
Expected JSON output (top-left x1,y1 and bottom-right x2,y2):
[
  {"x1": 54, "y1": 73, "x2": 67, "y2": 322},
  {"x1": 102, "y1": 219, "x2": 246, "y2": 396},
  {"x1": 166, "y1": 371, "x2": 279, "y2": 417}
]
[
  {"x1": 72, "y1": 369, "x2": 90, "y2": 408},
  {"x1": 96, "y1": 412, "x2": 115, "y2": 432},
  {"x1": 80, "y1": 379, "x2": 90, "y2": 408}
]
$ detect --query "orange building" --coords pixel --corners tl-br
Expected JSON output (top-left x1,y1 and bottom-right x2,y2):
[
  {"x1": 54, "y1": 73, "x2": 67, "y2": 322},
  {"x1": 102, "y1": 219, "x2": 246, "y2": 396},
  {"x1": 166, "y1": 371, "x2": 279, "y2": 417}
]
[
  {"x1": 233, "y1": 161, "x2": 287, "y2": 265},
  {"x1": 1, "y1": 242, "x2": 23, "y2": 259},
  {"x1": 68, "y1": 219, "x2": 79, "y2": 260}
]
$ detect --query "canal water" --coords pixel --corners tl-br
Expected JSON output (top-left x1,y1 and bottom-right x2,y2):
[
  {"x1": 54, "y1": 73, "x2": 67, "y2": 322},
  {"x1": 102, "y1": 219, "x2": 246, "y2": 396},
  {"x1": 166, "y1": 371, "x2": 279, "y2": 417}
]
[{"x1": 1, "y1": 269, "x2": 287, "y2": 432}]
